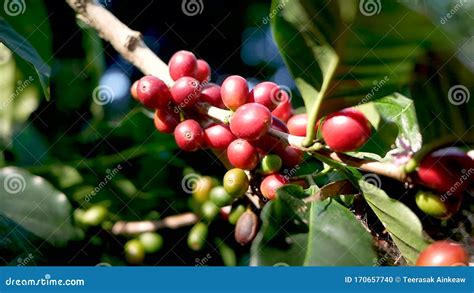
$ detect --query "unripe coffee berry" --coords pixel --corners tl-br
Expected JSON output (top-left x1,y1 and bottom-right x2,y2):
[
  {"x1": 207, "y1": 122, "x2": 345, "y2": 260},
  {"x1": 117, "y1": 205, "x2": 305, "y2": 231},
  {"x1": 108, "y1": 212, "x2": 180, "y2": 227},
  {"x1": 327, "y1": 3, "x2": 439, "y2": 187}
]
[
  {"x1": 201, "y1": 200, "x2": 220, "y2": 222},
  {"x1": 200, "y1": 83, "x2": 225, "y2": 108},
  {"x1": 227, "y1": 139, "x2": 259, "y2": 170},
  {"x1": 195, "y1": 59, "x2": 211, "y2": 83},
  {"x1": 192, "y1": 176, "x2": 215, "y2": 204},
  {"x1": 138, "y1": 232, "x2": 163, "y2": 254},
  {"x1": 321, "y1": 108, "x2": 371, "y2": 152},
  {"x1": 260, "y1": 174, "x2": 288, "y2": 200},
  {"x1": 81, "y1": 205, "x2": 108, "y2": 226},
  {"x1": 228, "y1": 204, "x2": 246, "y2": 225},
  {"x1": 415, "y1": 190, "x2": 449, "y2": 219},
  {"x1": 234, "y1": 210, "x2": 258, "y2": 245},
  {"x1": 416, "y1": 241, "x2": 469, "y2": 266},
  {"x1": 170, "y1": 77, "x2": 201, "y2": 108},
  {"x1": 223, "y1": 168, "x2": 249, "y2": 197},
  {"x1": 187, "y1": 222, "x2": 208, "y2": 251},
  {"x1": 260, "y1": 154, "x2": 282, "y2": 175},
  {"x1": 168, "y1": 50, "x2": 198, "y2": 80},
  {"x1": 209, "y1": 186, "x2": 233, "y2": 207},
  {"x1": 248, "y1": 81, "x2": 281, "y2": 110},
  {"x1": 174, "y1": 119, "x2": 204, "y2": 151},
  {"x1": 230, "y1": 103, "x2": 272, "y2": 141},
  {"x1": 204, "y1": 124, "x2": 236, "y2": 149},
  {"x1": 154, "y1": 108, "x2": 180, "y2": 134},
  {"x1": 221, "y1": 75, "x2": 248, "y2": 110},
  {"x1": 136, "y1": 76, "x2": 171, "y2": 109},
  {"x1": 124, "y1": 239, "x2": 145, "y2": 265}
]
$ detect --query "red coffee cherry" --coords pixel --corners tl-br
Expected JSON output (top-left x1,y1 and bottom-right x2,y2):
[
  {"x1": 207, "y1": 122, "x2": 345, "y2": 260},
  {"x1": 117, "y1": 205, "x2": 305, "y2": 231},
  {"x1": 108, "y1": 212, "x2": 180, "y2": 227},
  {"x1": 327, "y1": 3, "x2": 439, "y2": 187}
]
[
  {"x1": 227, "y1": 139, "x2": 259, "y2": 170},
  {"x1": 260, "y1": 174, "x2": 288, "y2": 200},
  {"x1": 200, "y1": 83, "x2": 225, "y2": 108},
  {"x1": 251, "y1": 117, "x2": 288, "y2": 154},
  {"x1": 170, "y1": 77, "x2": 201, "y2": 108},
  {"x1": 418, "y1": 147, "x2": 474, "y2": 193},
  {"x1": 416, "y1": 241, "x2": 469, "y2": 266},
  {"x1": 287, "y1": 114, "x2": 309, "y2": 136},
  {"x1": 174, "y1": 119, "x2": 204, "y2": 151},
  {"x1": 272, "y1": 92, "x2": 293, "y2": 123},
  {"x1": 195, "y1": 59, "x2": 211, "y2": 83},
  {"x1": 321, "y1": 108, "x2": 371, "y2": 152},
  {"x1": 221, "y1": 75, "x2": 248, "y2": 110},
  {"x1": 230, "y1": 103, "x2": 272, "y2": 141},
  {"x1": 168, "y1": 50, "x2": 197, "y2": 80},
  {"x1": 136, "y1": 76, "x2": 171, "y2": 109},
  {"x1": 276, "y1": 145, "x2": 304, "y2": 168},
  {"x1": 248, "y1": 81, "x2": 281, "y2": 111},
  {"x1": 130, "y1": 80, "x2": 139, "y2": 100},
  {"x1": 204, "y1": 124, "x2": 236, "y2": 149},
  {"x1": 154, "y1": 108, "x2": 180, "y2": 134}
]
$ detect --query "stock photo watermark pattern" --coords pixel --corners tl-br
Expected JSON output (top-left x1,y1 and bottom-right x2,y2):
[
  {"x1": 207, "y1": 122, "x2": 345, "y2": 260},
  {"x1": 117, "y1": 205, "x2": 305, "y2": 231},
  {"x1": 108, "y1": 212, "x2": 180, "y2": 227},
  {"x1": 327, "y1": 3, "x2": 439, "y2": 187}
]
[{"x1": 181, "y1": 0, "x2": 204, "y2": 17}]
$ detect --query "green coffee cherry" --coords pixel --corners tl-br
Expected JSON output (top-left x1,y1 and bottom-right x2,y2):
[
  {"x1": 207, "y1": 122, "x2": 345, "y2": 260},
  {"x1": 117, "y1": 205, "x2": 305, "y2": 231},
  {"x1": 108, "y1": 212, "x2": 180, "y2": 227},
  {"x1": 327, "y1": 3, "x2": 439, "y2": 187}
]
[
  {"x1": 404, "y1": 158, "x2": 418, "y2": 174},
  {"x1": 415, "y1": 190, "x2": 448, "y2": 218},
  {"x1": 138, "y1": 232, "x2": 163, "y2": 254},
  {"x1": 209, "y1": 186, "x2": 233, "y2": 207},
  {"x1": 80, "y1": 206, "x2": 108, "y2": 226},
  {"x1": 187, "y1": 222, "x2": 208, "y2": 251},
  {"x1": 260, "y1": 154, "x2": 282, "y2": 175},
  {"x1": 192, "y1": 176, "x2": 215, "y2": 204},
  {"x1": 223, "y1": 168, "x2": 249, "y2": 197},
  {"x1": 201, "y1": 200, "x2": 220, "y2": 222},
  {"x1": 228, "y1": 204, "x2": 246, "y2": 225},
  {"x1": 124, "y1": 239, "x2": 145, "y2": 264}
]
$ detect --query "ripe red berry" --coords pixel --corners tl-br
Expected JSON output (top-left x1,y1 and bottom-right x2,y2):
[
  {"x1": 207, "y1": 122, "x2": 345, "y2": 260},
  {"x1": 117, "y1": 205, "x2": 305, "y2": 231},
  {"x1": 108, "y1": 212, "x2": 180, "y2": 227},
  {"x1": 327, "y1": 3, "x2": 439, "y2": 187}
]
[
  {"x1": 260, "y1": 174, "x2": 288, "y2": 200},
  {"x1": 170, "y1": 77, "x2": 201, "y2": 108},
  {"x1": 416, "y1": 241, "x2": 469, "y2": 266},
  {"x1": 200, "y1": 83, "x2": 225, "y2": 108},
  {"x1": 418, "y1": 147, "x2": 474, "y2": 193},
  {"x1": 204, "y1": 124, "x2": 236, "y2": 149},
  {"x1": 195, "y1": 59, "x2": 211, "y2": 83},
  {"x1": 250, "y1": 117, "x2": 288, "y2": 154},
  {"x1": 287, "y1": 114, "x2": 309, "y2": 136},
  {"x1": 272, "y1": 92, "x2": 293, "y2": 122},
  {"x1": 276, "y1": 145, "x2": 304, "y2": 168},
  {"x1": 248, "y1": 81, "x2": 281, "y2": 111},
  {"x1": 227, "y1": 139, "x2": 259, "y2": 170},
  {"x1": 321, "y1": 108, "x2": 371, "y2": 152},
  {"x1": 130, "y1": 80, "x2": 139, "y2": 100},
  {"x1": 136, "y1": 76, "x2": 171, "y2": 109},
  {"x1": 174, "y1": 119, "x2": 204, "y2": 151},
  {"x1": 221, "y1": 75, "x2": 248, "y2": 110},
  {"x1": 154, "y1": 108, "x2": 180, "y2": 134},
  {"x1": 168, "y1": 50, "x2": 197, "y2": 80},
  {"x1": 230, "y1": 103, "x2": 272, "y2": 141}
]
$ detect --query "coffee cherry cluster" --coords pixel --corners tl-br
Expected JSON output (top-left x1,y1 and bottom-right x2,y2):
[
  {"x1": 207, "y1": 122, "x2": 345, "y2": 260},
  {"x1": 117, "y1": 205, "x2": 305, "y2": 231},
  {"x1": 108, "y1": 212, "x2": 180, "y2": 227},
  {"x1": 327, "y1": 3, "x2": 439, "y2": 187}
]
[
  {"x1": 414, "y1": 147, "x2": 473, "y2": 219},
  {"x1": 124, "y1": 232, "x2": 164, "y2": 265},
  {"x1": 131, "y1": 50, "x2": 376, "y2": 203}
]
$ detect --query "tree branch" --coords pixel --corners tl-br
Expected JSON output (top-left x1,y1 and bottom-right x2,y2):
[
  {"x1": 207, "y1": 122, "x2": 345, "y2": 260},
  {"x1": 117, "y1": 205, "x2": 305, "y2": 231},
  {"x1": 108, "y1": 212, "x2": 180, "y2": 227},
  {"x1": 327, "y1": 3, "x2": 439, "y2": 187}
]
[
  {"x1": 111, "y1": 212, "x2": 198, "y2": 236},
  {"x1": 65, "y1": 0, "x2": 408, "y2": 184}
]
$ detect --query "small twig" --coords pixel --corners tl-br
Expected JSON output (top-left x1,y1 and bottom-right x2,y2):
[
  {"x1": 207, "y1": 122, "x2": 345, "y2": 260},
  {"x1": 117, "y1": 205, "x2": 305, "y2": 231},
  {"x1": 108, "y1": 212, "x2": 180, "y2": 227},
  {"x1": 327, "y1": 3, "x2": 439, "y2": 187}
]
[{"x1": 111, "y1": 212, "x2": 198, "y2": 235}]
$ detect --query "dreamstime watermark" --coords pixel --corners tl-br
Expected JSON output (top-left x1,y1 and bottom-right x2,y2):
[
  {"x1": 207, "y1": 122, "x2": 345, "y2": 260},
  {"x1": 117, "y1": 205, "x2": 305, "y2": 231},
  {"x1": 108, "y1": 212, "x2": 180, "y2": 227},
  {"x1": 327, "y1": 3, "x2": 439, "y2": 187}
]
[
  {"x1": 16, "y1": 253, "x2": 34, "y2": 267},
  {"x1": 362, "y1": 173, "x2": 382, "y2": 192},
  {"x1": 359, "y1": 0, "x2": 382, "y2": 16},
  {"x1": 440, "y1": 0, "x2": 467, "y2": 24},
  {"x1": 92, "y1": 85, "x2": 114, "y2": 105},
  {"x1": 3, "y1": 0, "x2": 26, "y2": 16},
  {"x1": 440, "y1": 168, "x2": 473, "y2": 202},
  {"x1": 83, "y1": 164, "x2": 122, "y2": 203},
  {"x1": 359, "y1": 75, "x2": 389, "y2": 105},
  {"x1": 270, "y1": 84, "x2": 292, "y2": 108},
  {"x1": 181, "y1": 0, "x2": 204, "y2": 17},
  {"x1": 283, "y1": 164, "x2": 300, "y2": 181},
  {"x1": 5, "y1": 274, "x2": 85, "y2": 287},
  {"x1": 181, "y1": 173, "x2": 201, "y2": 194},
  {"x1": 3, "y1": 173, "x2": 26, "y2": 195},
  {"x1": 262, "y1": 0, "x2": 289, "y2": 24},
  {"x1": 0, "y1": 76, "x2": 34, "y2": 110},
  {"x1": 173, "y1": 80, "x2": 207, "y2": 114},
  {"x1": 447, "y1": 85, "x2": 470, "y2": 105},
  {"x1": 195, "y1": 253, "x2": 212, "y2": 266}
]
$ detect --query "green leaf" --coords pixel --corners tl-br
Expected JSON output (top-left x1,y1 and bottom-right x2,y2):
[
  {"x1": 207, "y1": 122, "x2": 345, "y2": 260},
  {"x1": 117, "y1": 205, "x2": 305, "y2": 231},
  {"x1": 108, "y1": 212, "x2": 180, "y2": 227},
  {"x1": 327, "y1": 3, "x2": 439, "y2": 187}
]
[
  {"x1": 304, "y1": 199, "x2": 376, "y2": 266},
  {"x1": 0, "y1": 167, "x2": 78, "y2": 246},
  {"x1": 0, "y1": 18, "x2": 50, "y2": 99},
  {"x1": 359, "y1": 180, "x2": 429, "y2": 264},
  {"x1": 271, "y1": 0, "x2": 453, "y2": 143}
]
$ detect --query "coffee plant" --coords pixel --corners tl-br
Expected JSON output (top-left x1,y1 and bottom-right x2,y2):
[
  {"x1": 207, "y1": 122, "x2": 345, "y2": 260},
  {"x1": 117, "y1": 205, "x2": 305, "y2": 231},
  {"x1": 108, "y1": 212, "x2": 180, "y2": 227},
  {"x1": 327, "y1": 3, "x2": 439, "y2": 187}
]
[{"x1": 0, "y1": 0, "x2": 472, "y2": 267}]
